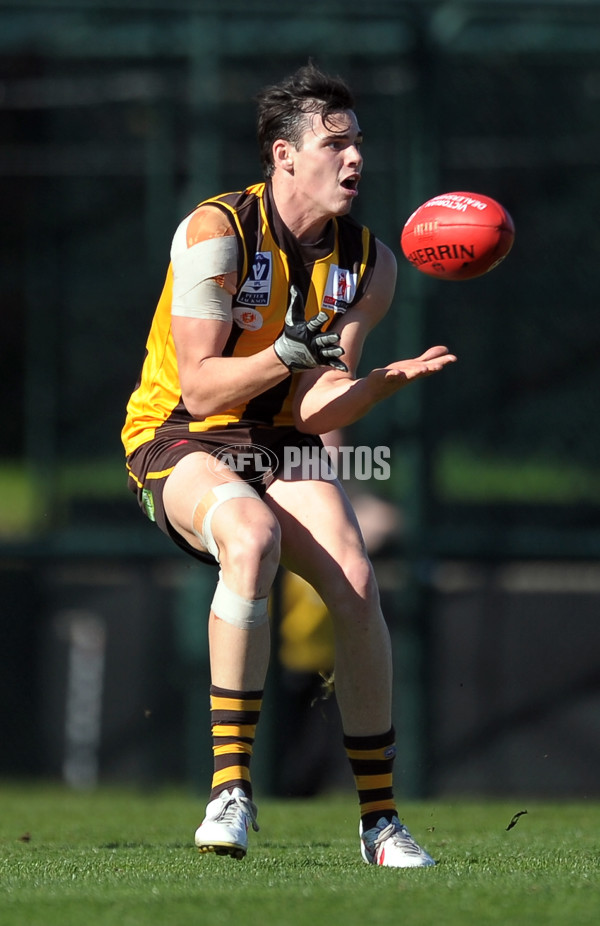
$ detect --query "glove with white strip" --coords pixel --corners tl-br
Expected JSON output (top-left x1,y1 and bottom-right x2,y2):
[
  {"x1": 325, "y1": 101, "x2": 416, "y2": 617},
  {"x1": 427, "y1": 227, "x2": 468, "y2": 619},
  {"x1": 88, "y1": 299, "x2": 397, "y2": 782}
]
[{"x1": 273, "y1": 285, "x2": 347, "y2": 372}]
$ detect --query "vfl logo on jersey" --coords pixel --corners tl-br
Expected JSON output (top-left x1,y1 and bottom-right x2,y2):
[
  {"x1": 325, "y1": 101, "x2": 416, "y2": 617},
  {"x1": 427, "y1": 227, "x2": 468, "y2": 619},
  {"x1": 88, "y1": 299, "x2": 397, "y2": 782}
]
[
  {"x1": 237, "y1": 251, "x2": 272, "y2": 307},
  {"x1": 233, "y1": 307, "x2": 263, "y2": 330},
  {"x1": 322, "y1": 265, "x2": 358, "y2": 313}
]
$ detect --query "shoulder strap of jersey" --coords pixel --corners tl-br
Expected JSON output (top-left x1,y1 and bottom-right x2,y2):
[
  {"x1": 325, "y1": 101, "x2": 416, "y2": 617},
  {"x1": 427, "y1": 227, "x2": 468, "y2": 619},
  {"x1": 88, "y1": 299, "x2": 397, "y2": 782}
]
[{"x1": 195, "y1": 184, "x2": 266, "y2": 286}]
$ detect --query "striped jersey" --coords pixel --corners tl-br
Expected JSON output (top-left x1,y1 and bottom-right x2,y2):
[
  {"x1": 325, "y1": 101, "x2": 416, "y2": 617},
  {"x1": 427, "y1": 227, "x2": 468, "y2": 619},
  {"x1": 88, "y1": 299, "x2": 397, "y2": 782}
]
[{"x1": 121, "y1": 181, "x2": 376, "y2": 456}]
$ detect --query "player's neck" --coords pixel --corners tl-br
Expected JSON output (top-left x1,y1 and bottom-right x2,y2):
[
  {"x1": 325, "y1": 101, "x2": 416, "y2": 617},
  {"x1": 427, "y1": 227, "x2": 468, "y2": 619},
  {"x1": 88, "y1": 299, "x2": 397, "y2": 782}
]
[{"x1": 270, "y1": 176, "x2": 331, "y2": 245}]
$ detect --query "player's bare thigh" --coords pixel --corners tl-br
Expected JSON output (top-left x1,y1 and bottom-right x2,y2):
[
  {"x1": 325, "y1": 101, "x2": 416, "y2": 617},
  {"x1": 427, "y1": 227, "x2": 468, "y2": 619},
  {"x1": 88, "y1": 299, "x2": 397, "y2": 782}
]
[
  {"x1": 162, "y1": 450, "x2": 276, "y2": 556},
  {"x1": 264, "y1": 472, "x2": 375, "y2": 608}
]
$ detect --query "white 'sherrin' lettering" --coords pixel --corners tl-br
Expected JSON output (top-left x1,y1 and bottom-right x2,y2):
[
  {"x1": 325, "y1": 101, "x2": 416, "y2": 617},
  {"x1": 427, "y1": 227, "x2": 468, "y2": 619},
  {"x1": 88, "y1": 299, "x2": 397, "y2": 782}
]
[
  {"x1": 321, "y1": 265, "x2": 358, "y2": 313},
  {"x1": 237, "y1": 251, "x2": 272, "y2": 307}
]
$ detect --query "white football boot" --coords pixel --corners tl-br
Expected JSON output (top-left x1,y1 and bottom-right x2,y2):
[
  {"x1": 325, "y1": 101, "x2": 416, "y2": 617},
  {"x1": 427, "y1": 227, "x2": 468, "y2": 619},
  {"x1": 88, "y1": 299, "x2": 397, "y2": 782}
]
[
  {"x1": 195, "y1": 787, "x2": 259, "y2": 859},
  {"x1": 360, "y1": 816, "x2": 436, "y2": 868}
]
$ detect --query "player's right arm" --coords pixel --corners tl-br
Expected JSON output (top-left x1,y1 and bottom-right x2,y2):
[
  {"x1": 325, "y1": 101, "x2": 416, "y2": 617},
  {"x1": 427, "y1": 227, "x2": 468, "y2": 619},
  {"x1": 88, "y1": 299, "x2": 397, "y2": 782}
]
[
  {"x1": 173, "y1": 315, "x2": 290, "y2": 419},
  {"x1": 170, "y1": 205, "x2": 290, "y2": 419}
]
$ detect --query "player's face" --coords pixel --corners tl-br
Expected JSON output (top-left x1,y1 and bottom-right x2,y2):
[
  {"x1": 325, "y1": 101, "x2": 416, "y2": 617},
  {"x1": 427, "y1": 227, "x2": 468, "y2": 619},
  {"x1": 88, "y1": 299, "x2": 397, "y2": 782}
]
[{"x1": 290, "y1": 110, "x2": 363, "y2": 220}]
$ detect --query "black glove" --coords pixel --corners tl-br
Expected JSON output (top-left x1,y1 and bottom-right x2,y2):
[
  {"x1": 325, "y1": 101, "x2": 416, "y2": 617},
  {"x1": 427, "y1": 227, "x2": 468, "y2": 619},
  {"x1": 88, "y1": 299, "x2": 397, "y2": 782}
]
[{"x1": 273, "y1": 286, "x2": 348, "y2": 372}]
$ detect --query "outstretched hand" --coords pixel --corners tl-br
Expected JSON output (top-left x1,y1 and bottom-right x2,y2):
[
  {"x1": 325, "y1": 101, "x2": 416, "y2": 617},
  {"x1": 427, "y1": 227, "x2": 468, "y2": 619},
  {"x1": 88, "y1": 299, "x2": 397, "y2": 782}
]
[{"x1": 367, "y1": 346, "x2": 457, "y2": 396}]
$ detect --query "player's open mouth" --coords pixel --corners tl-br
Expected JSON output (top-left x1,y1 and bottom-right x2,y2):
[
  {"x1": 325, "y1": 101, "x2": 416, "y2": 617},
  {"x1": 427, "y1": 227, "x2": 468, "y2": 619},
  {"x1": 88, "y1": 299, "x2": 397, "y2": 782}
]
[{"x1": 341, "y1": 175, "x2": 360, "y2": 194}]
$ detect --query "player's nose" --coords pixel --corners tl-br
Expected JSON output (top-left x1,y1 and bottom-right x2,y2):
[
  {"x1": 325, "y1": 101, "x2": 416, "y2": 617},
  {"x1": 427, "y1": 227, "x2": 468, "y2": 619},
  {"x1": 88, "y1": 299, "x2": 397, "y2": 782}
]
[{"x1": 346, "y1": 144, "x2": 362, "y2": 170}]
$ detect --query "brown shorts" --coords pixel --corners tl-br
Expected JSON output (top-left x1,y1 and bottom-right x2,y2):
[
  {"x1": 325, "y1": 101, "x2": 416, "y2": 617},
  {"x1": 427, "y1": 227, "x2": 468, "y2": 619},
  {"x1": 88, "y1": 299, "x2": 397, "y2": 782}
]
[{"x1": 126, "y1": 425, "x2": 323, "y2": 565}]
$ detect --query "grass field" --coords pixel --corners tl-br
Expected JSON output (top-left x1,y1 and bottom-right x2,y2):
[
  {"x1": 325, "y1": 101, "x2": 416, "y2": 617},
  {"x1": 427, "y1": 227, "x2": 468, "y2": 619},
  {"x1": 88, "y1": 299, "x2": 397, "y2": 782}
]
[{"x1": 0, "y1": 784, "x2": 598, "y2": 926}]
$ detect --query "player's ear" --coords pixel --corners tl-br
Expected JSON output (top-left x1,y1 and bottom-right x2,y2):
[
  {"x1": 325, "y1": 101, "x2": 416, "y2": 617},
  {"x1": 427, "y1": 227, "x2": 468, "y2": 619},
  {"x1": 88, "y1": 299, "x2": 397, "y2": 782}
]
[{"x1": 272, "y1": 139, "x2": 294, "y2": 173}]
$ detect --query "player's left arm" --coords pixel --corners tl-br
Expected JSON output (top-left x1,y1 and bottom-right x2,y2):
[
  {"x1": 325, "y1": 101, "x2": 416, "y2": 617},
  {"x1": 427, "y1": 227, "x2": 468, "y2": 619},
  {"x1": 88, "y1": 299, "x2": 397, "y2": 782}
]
[{"x1": 292, "y1": 240, "x2": 456, "y2": 434}]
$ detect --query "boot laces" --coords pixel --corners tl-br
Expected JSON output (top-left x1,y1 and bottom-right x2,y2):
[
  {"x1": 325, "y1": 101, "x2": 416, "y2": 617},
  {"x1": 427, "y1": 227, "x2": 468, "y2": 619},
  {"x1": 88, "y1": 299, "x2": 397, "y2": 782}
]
[
  {"x1": 374, "y1": 821, "x2": 422, "y2": 857},
  {"x1": 217, "y1": 792, "x2": 260, "y2": 833}
]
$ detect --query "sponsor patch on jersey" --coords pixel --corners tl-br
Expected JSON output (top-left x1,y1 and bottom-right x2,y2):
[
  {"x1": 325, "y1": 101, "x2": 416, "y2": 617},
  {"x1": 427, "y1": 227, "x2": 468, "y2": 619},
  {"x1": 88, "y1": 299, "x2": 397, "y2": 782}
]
[
  {"x1": 237, "y1": 251, "x2": 272, "y2": 307},
  {"x1": 233, "y1": 306, "x2": 264, "y2": 330},
  {"x1": 321, "y1": 265, "x2": 358, "y2": 313}
]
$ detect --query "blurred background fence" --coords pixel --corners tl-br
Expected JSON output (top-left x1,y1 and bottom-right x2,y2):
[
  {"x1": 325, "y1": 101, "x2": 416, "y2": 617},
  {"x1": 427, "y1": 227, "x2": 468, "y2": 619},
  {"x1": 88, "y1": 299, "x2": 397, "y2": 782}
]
[{"x1": 1, "y1": 0, "x2": 599, "y2": 799}]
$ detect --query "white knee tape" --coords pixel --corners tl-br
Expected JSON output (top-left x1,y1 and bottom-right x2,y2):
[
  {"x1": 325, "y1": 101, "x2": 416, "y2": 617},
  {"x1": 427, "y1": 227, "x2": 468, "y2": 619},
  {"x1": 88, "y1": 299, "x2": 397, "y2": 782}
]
[
  {"x1": 211, "y1": 572, "x2": 269, "y2": 629},
  {"x1": 192, "y1": 481, "x2": 261, "y2": 562}
]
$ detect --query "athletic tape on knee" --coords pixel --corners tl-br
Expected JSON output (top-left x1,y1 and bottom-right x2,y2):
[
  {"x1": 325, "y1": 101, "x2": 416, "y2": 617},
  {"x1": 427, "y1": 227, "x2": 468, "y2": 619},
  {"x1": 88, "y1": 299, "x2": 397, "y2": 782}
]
[
  {"x1": 171, "y1": 234, "x2": 238, "y2": 320},
  {"x1": 210, "y1": 571, "x2": 269, "y2": 630},
  {"x1": 192, "y1": 481, "x2": 261, "y2": 562}
]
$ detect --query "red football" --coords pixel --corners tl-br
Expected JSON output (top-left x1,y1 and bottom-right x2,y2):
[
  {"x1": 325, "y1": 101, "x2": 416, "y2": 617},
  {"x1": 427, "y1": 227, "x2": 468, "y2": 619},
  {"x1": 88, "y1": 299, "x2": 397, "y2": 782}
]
[{"x1": 400, "y1": 191, "x2": 515, "y2": 281}]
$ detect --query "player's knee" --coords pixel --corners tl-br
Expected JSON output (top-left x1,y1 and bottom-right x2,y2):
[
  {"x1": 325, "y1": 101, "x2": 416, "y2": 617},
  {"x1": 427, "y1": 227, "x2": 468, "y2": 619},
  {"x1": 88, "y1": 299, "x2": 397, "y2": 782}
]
[
  {"x1": 352, "y1": 556, "x2": 378, "y2": 599},
  {"x1": 192, "y1": 481, "x2": 278, "y2": 564},
  {"x1": 329, "y1": 552, "x2": 379, "y2": 610},
  {"x1": 223, "y1": 513, "x2": 281, "y2": 573}
]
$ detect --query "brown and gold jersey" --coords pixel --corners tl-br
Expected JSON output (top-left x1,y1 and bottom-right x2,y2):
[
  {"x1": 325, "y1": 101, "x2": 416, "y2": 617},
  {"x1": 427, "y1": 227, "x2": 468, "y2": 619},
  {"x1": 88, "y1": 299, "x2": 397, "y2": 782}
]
[{"x1": 122, "y1": 181, "x2": 376, "y2": 457}]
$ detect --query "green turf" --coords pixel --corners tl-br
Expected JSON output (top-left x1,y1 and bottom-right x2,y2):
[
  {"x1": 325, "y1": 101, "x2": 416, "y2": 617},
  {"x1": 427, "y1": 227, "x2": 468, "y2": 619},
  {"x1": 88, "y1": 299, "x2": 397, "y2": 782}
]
[{"x1": 0, "y1": 784, "x2": 598, "y2": 926}]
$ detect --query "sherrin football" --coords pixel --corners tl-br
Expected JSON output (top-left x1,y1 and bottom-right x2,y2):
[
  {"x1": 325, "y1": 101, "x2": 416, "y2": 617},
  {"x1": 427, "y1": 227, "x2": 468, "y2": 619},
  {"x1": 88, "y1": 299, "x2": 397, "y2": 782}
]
[{"x1": 400, "y1": 192, "x2": 515, "y2": 281}]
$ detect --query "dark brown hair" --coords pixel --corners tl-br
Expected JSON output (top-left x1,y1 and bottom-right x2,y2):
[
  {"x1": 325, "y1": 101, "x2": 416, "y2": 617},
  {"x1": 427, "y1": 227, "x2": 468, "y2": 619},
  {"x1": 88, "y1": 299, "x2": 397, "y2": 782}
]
[{"x1": 256, "y1": 63, "x2": 355, "y2": 178}]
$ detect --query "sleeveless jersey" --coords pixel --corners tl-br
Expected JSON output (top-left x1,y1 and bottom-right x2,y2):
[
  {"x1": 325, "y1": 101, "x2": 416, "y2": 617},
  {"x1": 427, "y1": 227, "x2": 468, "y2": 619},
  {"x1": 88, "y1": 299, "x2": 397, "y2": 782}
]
[{"x1": 121, "y1": 181, "x2": 376, "y2": 457}]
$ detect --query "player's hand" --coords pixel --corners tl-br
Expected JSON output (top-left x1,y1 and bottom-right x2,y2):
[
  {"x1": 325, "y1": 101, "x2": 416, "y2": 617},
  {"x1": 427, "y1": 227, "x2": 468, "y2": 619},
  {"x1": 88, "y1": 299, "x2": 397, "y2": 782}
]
[
  {"x1": 367, "y1": 346, "x2": 457, "y2": 397},
  {"x1": 274, "y1": 286, "x2": 348, "y2": 372},
  {"x1": 385, "y1": 345, "x2": 457, "y2": 379}
]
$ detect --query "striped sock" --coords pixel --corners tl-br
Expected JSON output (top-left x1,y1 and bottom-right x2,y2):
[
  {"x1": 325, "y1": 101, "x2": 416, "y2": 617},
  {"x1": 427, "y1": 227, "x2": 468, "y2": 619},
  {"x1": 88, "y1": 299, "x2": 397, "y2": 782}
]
[
  {"x1": 209, "y1": 685, "x2": 263, "y2": 801},
  {"x1": 343, "y1": 727, "x2": 397, "y2": 831}
]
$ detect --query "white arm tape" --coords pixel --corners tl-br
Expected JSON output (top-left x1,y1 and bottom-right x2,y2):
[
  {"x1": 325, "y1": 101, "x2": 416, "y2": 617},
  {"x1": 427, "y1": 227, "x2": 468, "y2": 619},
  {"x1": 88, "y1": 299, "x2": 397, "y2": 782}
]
[
  {"x1": 171, "y1": 233, "x2": 238, "y2": 321},
  {"x1": 172, "y1": 277, "x2": 234, "y2": 322}
]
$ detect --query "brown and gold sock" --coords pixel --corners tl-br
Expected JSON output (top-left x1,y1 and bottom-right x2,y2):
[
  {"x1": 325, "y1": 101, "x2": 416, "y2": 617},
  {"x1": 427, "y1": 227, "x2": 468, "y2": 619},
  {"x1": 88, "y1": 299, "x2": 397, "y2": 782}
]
[
  {"x1": 344, "y1": 727, "x2": 397, "y2": 831},
  {"x1": 209, "y1": 685, "x2": 263, "y2": 801}
]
